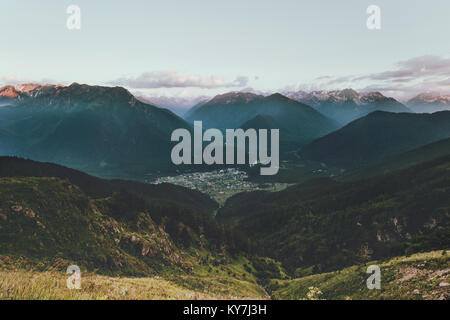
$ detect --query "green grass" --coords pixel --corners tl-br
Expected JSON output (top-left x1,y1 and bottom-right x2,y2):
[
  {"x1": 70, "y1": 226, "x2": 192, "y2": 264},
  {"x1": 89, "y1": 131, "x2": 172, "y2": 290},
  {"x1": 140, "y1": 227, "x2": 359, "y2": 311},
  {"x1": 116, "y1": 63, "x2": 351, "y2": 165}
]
[{"x1": 268, "y1": 250, "x2": 450, "y2": 300}]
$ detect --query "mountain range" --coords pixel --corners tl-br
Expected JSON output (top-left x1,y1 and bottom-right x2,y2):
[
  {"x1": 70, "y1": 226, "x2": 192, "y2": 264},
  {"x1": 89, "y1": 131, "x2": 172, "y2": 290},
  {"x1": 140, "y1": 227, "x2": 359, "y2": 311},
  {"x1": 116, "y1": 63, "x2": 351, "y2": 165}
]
[
  {"x1": 299, "y1": 110, "x2": 450, "y2": 169},
  {"x1": 342, "y1": 137, "x2": 450, "y2": 181},
  {"x1": 185, "y1": 91, "x2": 340, "y2": 150},
  {"x1": 406, "y1": 92, "x2": 450, "y2": 113},
  {"x1": 0, "y1": 83, "x2": 192, "y2": 179},
  {"x1": 2, "y1": 83, "x2": 450, "y2": 180},
  {"x1": 284, "y1": 88, "x2": 410, "y2": 125}
]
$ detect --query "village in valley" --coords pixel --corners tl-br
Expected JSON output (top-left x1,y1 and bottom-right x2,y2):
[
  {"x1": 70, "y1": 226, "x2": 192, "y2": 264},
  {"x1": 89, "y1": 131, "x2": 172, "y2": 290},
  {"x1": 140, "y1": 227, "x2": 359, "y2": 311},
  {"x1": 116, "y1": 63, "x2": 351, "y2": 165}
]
[{"x1": 151, "y1": 168, "x2": 291, "y2": 205}]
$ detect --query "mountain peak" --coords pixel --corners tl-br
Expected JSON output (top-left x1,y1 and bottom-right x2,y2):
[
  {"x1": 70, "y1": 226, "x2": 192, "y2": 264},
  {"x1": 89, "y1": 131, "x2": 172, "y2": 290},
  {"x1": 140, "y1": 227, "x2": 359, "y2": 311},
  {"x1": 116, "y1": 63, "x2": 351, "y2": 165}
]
[
  {"x1": 284, "y1": 88, "x2": 363, "y2": 104},
  {"x1": 208, "y1": 91, "x2": 263, "y2": 105},
  {"x1": 408, "y1": 92, "x2": 450, "y2": 104},
  {"x1": 338, "y1": 88, "x2": 359, "y2": 99},
  {"x1": 360, "y1": 91, "x2": 394, "y2": 103},
  {"x1": 284, "y1": 88, "x2": 396, "y2": 104},
  {"x1": 0, "y1": 85, "x2": 21, "y2": 98},
  {"x1": 0, "y1": 84, "x2": 48, "y2": 98},
  {"x1": 406, "y1": 92, "x2": 450, "y2": 113},
  {"x1": 266, "y1": 92, "x2": 291, "y2": 102},
  {"x1": 2, "y1": 83, "x2": 144, "y2": 110},
  {"x1": 284, "y1": 88, "x2": 404, "y2": 105},
  {"x1": 362, "y1": 91, "x2": 384, "y2": 98},
  {"x1": 57, "y1": 83, "x2": 133, "y2": 99},
  {"x1": 283, "y1": 89, "x2": 408, "y2": 125},
  {"x1": 15, "y1": 83, "x2": 42, "y2": 93}
]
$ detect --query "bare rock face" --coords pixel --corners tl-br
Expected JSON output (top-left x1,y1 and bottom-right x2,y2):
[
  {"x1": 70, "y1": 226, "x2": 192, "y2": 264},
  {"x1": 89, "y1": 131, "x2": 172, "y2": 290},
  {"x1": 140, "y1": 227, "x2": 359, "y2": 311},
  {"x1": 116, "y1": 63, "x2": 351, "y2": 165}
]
[
  {"x1": 0, "y1": 86, "x2": 20, "y2": 98},
  {"x1": 24, "y1": 208, "x2": 36, "y2": 218},
  {"x1": 9, "y1": 205, "x2": 36, "y2": 218},
  {"x1": 10, "y1": 205, "x2": 23, "y2": 212},
  {"x1": 14, "y1": 83, "x2": 42, "y2": 93}
]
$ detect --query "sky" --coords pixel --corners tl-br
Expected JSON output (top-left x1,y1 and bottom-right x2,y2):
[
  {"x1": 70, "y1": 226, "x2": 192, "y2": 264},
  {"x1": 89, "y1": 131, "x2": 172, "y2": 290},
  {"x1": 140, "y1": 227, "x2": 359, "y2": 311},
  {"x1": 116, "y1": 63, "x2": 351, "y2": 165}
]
[{"x1": 1, "y1": 0, "x2": 449, "y2": 102}]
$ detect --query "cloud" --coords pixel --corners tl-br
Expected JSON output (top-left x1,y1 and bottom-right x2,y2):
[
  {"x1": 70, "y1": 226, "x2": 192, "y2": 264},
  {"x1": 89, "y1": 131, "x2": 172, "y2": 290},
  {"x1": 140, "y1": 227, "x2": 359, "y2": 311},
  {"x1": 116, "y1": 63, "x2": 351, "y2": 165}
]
[
  {"x1": 361, "y1": 55, "x2": 450, "y2": 81},
  {"x1": 0, "y1": 75, "x2": 27, "y2": 85},
  {"x1": 0, "y1": 75, "x2": 65, "y2": 87},
  {"x1": 238, "y1": 87, "x2": 269, "y2": 96},
  {"x1": 110, "y1": 71, "x2": 249, "y2": 89},
  {"x1": 283, "y1": 55, "x2": 450, "y2": 100}
]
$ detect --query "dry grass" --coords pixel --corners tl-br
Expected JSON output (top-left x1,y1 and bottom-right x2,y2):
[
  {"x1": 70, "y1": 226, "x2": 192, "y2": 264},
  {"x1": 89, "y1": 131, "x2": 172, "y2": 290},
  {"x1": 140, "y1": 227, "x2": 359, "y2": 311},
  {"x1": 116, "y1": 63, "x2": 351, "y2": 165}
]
[{"x1": 0, "y1": 269, "x2": 264, "y2": 300}]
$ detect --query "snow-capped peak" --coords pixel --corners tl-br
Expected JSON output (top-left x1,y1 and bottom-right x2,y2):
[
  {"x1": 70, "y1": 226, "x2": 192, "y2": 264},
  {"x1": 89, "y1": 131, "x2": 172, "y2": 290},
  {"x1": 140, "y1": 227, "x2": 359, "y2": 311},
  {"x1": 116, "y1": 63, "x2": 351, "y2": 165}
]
[
  {"x1": 409, "y1": 92, "x2": 450, "y2": 104},
  {"x1": 283, "y1": 89, "x2": 391, "y2": 106}
]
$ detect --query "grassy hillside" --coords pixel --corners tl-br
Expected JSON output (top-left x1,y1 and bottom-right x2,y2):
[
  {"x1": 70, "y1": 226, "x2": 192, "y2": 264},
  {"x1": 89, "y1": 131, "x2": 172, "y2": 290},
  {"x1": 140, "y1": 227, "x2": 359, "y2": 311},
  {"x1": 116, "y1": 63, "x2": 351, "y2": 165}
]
[
  {"x1": 0, "y1": 177, "x2": 184, "y2": 275},
  {"x1": 269, "y1": 250, "x2": 449, "y2": 300},
  {"x1": 1, "y1": 250, "x2": 447, "y2": 300},
  {"x1": 0, "y1": 255, "x2": 269, "y2": 300},
  {"x1": 0, "y1": 156, "x2": 218, "y2": 215},
  {"x1": 0, "y1": 173, "x2": 276, "y2": 299},
  {"x1": 0, "y1": 173, "x2": 257, "y2": 272},
  {"x1": 0, "y1": 156, "x2": 448, "y2": 300}
]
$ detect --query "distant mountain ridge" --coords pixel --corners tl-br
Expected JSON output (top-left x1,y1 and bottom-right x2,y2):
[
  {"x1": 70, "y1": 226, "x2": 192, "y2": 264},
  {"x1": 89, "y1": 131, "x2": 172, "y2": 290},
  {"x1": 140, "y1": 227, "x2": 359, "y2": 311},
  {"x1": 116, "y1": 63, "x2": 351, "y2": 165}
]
[
  {"x1": 407, "y1": 92, "x2": 450, "y2": 113},
  {"x1": 342, "y1": 138, "x2": 450, "y2": 181},
  {"x1": 0, "y1": 85, "x2": 22, "y2": 99},
  {"x1": 0, "y1": 85, "x2": 30, "y2": 105},
  {"x1": 0, "y1": 84, "x2": 61, "y2": 102},
  {"x1": 300, "y1": 110, "x2": 450, "y2": 169},
  {"x1": 137, "y1": 95, "x2": 210, "y2": 117},
  {"x1": 185, "y1": 91, "x2": 339, "y2": 150},
  {"x1": 284, "y1": 88, "x2": 410, "y2": 124}
]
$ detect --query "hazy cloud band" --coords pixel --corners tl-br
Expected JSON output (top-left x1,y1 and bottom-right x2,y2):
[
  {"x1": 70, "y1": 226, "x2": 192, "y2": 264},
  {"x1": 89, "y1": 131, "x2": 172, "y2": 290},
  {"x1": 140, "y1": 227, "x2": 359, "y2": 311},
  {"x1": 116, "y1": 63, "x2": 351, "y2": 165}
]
[{"x1": 110, "y1": 71, "x2": 248, "y2": 89}]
